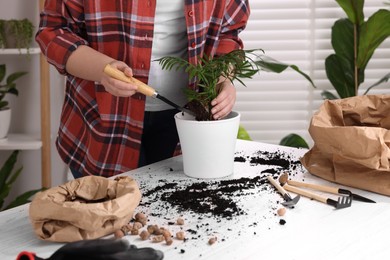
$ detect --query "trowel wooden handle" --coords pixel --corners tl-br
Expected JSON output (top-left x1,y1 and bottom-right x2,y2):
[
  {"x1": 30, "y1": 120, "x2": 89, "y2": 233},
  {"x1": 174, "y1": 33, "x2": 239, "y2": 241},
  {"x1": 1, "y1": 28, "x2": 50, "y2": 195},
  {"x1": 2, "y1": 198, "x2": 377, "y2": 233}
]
[
  {"x1": 267, "y1": 176, "x2": 288, "y2": 196},
  {"x1": 284, "y1": 183, "x2": 328, "y2": 204},
  {"x1": 103, "y1": 64, "x2": 156, "y2": 97},
  {"x1": 287, "y1": 180, "x2": 339, "y2": 194}
]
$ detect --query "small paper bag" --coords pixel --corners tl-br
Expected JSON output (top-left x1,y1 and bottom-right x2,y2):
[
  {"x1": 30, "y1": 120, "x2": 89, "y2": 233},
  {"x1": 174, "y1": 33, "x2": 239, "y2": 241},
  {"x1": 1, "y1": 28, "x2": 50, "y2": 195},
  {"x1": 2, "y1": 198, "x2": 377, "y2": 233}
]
[
  {"x1": 29, "y1": 175, "x2": 141, "y2": 242},
  {"x1": 301, "y1": 94, "x2": 390, "y2": 196}
]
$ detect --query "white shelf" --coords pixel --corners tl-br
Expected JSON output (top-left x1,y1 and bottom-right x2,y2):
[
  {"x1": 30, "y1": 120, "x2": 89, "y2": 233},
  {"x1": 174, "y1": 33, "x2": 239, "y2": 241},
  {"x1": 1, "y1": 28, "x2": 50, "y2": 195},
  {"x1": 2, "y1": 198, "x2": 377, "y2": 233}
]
[
  {"x1": 0, "y1": 133, "x2": 42, "y2": 150},
  {"x1": 0, "y1": 47, "x2": 41, "y2": 55},
  {"x1": 0, "y1": 1, "x2": 52, "y2": 187}
]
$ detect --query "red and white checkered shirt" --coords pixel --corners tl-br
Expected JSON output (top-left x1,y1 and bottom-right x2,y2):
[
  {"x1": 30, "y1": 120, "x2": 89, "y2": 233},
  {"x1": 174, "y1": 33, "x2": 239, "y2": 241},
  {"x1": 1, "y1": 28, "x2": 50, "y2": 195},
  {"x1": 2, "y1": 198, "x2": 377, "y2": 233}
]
[{"x1": 36, "y1": 0, "x2": 250, "y2": 177}]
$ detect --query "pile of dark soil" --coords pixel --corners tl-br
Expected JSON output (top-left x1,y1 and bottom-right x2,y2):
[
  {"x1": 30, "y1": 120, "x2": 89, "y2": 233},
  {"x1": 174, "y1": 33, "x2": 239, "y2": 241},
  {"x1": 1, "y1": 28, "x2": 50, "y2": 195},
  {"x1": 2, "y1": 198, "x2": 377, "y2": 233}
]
[
  {"x1": 142, "y1": 176, "x2": 267, "y2": 219},
  {"x1": 133, "y1": 148, "x2": 304, "y2": 254}
]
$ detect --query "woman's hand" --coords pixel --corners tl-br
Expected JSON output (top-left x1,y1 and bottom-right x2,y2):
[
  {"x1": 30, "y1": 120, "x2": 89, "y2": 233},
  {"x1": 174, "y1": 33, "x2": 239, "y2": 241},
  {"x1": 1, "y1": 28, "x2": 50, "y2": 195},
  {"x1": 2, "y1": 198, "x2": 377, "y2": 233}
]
[
  {"x1": 66, "y1": 46, "x2": 139, "y2": 97},
  {"x1": 210, "y1": 77, "x2": 236, "y2": 120},
  {"x1": 100, "y1": 61, "x2": 138, "y2": 97}
]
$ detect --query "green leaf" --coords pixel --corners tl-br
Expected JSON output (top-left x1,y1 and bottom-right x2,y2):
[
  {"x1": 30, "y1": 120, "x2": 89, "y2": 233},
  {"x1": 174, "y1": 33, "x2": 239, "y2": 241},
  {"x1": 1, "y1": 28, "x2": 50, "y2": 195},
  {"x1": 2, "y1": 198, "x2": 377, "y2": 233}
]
[
  {"x1": 279, "y1": 133, "x2": 309, "y2": 149},
  {"x1": 0, "y1": 100, "x2": 8, "y2": 110},
  {"x1": 0, "y1": 150, "x2": 19, "y2": 191},
  {"x1": 237, "y1": 125, "x2": 252, "y2": 141},
  {"x1": 0, "y1": 64, "x2": 5, "y2": 82},
  {"x1": 0, "y1": 151, "x2": 22, "y2": 210},
  {"x1": 321, "y1": 90, "x2": 340, "y2": 100},
  {"x1": 288, "y1": 65, "x2": 316, "y2": 89},
  {"x1": 363, "y1": 72, "x2": 390, "y2": 95},
  {"x1": 7, "y1": 87, "x2": 18, "y2": 96},
  {"x1": 254, "y1": 55, "x2": 316, "y2": 88},
  {"x1": 6, "y1": 166, "x2": 23, "y2": 187},
  {"x1": 0, "y1": 185, "x2": 11, "y2": 209},
  {"x1": 357, "y1": 9, "x2": 390, "y2": 70},
  {"x1": 0, "y1": 166, "x2": 23, "y2": 209},
  {"x1": 6, "y1": 71, "x2": 28, "y2": 85},
  {"x1": 336, "y1": 0, "x2": 364, "y2": 25},
  {"x1": 331, "y1": 19, "x2": 354, "y2": 62},
  {"x1": 325, "y1": 54, "x2": 355, "y2": 98},
  {"x1": 3, "y1": 188, "x2": 44, "y2": 211}
]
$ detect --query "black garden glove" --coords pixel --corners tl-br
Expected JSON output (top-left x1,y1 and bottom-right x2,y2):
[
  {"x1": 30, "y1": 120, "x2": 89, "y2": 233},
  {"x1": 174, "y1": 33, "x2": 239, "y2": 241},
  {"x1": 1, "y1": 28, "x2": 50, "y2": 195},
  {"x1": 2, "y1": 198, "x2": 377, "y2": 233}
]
[{"x1": 16, "y1": 238, "x2": 164, "y2": 260}]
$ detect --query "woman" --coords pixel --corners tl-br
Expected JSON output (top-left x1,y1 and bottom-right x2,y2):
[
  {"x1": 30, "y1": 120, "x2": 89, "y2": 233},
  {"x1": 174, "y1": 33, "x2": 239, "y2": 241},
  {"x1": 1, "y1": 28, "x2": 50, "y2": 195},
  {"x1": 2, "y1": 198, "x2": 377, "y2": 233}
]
[{"x1": 36, "y1": 0, "x2": 250, "y2": 177}]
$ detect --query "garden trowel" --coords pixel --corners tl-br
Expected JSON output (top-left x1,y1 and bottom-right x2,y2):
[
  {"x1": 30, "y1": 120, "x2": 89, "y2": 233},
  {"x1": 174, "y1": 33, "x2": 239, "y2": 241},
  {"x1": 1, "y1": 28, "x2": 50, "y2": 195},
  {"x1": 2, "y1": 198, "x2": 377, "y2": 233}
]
[
  {"x1": 267, "y1": 175, "x2": 300, "y2": 207},
  {"x1": 104, "y1": 64, "x2": 194, "y2": 116}
]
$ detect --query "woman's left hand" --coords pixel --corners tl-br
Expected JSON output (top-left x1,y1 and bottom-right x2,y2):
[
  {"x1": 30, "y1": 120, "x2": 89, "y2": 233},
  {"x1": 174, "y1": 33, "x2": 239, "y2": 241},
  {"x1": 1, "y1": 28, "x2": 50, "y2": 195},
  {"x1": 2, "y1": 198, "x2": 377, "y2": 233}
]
[{"x1": 210, "y1": 78, "x2": 236, "y2": 120}]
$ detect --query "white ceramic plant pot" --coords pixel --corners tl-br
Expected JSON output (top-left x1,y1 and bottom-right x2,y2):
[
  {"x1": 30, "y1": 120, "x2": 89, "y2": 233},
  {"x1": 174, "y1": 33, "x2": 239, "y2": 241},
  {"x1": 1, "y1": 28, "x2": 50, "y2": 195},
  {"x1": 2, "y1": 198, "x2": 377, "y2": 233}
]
[
  {"x1": 0, "y1": 108, "x2": 11, "y2": 140},
  {"x1": 175, "y1": 111, "x2": 240, "y2": 179}
]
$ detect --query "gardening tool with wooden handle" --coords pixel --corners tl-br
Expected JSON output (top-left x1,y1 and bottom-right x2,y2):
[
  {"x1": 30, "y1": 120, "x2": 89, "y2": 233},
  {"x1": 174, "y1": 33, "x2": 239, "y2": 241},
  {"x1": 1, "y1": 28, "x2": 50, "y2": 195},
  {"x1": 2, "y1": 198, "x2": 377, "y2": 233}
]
[
  {"x1": 267, "y1": 176, "x2": 300, "y2": 207},
  {"x1": 286, "y1": 179, "x2": 376, "y2": 203},
  {"x1": 103, "y1": 64, "x2": 194, "y2": 115},
  {"x1": 282, "y1": 183, "x2": 352, "y2": 209}
]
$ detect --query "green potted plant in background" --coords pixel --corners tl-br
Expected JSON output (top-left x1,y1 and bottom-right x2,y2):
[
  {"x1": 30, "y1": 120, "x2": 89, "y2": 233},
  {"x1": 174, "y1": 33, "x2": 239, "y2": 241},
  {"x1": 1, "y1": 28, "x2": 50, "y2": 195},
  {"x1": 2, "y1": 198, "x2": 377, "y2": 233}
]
[
  {"x1": 0, "y1": 150, "x2": 43, "y2": 211},
  {"x1": 322, "y1": 0, "x2": 390, "y2": 100},
  {"x1": 0, "y1": 18, "x2": 34, "y2": 50},
  {"x1": 0, "y1": 20, "x2": 6, "y2": 48},
  {"x1": 280, "y1": 0, "x2": 390, "y2": 149},
  {"x1": 157, "y1": 49, "x2": 314, "y2": 178},
  {"x1": 0, "y1": 64, "x2": 28, "y2": 140}
]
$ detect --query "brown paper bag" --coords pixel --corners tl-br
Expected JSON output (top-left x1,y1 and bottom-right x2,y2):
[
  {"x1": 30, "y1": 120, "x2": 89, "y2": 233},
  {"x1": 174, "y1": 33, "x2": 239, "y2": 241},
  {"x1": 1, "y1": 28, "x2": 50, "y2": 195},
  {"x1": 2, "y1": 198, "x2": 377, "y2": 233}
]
[
  {"x1": 29, "y1": 175, "x2": 141, "y2": 242},
  {"x1": 301, "y1": 94, "x2": 390, "y2": 196}
]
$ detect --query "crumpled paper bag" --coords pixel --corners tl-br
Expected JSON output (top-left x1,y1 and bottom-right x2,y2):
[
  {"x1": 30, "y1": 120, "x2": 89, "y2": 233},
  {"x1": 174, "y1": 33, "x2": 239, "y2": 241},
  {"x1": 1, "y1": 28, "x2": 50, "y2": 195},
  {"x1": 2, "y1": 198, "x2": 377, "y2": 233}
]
[
  {"x1": 301, "y1": 94, "x2": 390, "y2": 196},
  {"x1": 29, "y1": 175, "x2": 141, "y2": 242}
]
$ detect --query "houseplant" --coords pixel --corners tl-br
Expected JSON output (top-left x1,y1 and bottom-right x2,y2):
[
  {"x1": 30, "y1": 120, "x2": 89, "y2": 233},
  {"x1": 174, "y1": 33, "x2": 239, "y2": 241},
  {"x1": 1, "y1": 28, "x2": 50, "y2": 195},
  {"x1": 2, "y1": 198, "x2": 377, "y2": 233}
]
[
  {"x1": 280, "y1": 0, "x2": 390, "y2": 148},
  {"x1": 0, "y1": 150, "x2": 43, "y2": 211},
  {"x1": 157, "y1": 49, "x2": 313, "y2": 178},
  {"x1": 158, "y1": 49, "x2": 314, "y2": 121},
  {"x1": 0, "y1": 64, "x2": 27, "y2": 139},
  {"x1": 0, "y1": 19, "x2": 34, "y2": 50},
  {"x1": 322, "y1": 0, "x2": 390, "y2": 100}
]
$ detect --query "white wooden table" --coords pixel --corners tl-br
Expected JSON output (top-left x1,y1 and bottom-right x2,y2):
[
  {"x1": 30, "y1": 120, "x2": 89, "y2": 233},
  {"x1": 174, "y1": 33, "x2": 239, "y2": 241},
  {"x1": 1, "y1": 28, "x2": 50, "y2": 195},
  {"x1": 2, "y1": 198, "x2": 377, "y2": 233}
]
[{"x1": 1, "y1": 140, "x2": 389, "y2": 260}]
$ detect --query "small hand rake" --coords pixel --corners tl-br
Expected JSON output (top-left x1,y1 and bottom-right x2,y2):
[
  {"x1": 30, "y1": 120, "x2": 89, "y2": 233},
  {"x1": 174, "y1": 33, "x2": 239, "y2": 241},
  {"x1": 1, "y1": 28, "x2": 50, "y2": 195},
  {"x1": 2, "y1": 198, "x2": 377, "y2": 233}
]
[{"x1": 282, "y1": 183, "x2": 352, "y2": 209}]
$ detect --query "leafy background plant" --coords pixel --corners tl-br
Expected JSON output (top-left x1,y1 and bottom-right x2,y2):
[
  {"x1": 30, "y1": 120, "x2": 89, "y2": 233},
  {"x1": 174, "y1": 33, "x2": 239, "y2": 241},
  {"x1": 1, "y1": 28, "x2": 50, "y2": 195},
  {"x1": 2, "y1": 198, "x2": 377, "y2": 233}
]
[
  {"x1": 0, "y1": 150, "x2": 43, "y2": 211},
  {"x1": 0, "y1": 19, "x2": 34, "y2": 49},
  {"x1": 322, "y1": 0, "x2": 390, "y2": 100},
  {"x1": 0, "y1": 64, "x2": 27, "y2": 111},
  {"x1": 279, "y1": 0, "x2": 390, "y2": 148}
]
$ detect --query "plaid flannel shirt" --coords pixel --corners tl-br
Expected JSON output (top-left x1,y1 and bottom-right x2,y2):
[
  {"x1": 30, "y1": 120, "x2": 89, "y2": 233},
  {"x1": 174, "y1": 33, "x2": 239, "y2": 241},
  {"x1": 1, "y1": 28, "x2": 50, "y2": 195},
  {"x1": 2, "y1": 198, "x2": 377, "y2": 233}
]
[{"x1": 36, "y1": 0, "x2": 250, "y2": 177}]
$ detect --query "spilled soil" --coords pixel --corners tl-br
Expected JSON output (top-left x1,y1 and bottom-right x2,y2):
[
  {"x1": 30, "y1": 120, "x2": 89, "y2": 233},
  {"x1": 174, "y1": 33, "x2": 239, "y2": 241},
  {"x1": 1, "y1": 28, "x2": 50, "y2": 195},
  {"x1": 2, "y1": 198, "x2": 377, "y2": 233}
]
[{"x1": 133, "y1": 148, "x2": 306, "y2": 255}]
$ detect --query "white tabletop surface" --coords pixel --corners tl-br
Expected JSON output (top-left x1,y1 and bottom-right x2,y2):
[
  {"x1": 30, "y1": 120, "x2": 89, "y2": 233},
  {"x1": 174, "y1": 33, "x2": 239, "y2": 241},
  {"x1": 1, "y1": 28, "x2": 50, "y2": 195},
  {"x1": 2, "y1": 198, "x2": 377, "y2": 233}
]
[{"x1": 0, "y1": 139, "x2": 389, "y2": 260}]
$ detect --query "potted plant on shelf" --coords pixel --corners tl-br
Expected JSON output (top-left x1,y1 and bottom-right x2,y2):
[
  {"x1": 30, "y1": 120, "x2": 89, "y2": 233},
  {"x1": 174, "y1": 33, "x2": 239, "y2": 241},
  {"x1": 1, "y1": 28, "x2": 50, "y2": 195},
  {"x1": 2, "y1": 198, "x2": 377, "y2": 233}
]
[
  {"x1": 280, "y1": 0, "x2": 390, "y2": 148},
  {"x1": 0, "y1": 19, "x2": 34, "y2": 51},
  {"x1": 157, "y1": 49, "x2": 314, "y2": 178},
  {"x1": 0, "y1": 64, "x2": 28, "y2": 140}
]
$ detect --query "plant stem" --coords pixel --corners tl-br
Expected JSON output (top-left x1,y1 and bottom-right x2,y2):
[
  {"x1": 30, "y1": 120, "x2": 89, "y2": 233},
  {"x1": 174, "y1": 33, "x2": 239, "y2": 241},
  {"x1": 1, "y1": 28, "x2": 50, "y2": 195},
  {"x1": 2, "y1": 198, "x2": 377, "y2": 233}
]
[{"x1": 353, "y1": 23, "x2": 358, "y2": 96}]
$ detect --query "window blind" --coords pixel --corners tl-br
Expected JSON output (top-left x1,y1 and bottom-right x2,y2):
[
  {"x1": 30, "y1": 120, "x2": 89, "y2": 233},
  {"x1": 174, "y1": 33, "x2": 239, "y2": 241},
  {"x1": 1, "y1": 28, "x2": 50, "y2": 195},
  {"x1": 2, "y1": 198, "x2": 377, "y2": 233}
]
[{"x1": 234, "y1": 0, "x2": 390, "y2": 145}]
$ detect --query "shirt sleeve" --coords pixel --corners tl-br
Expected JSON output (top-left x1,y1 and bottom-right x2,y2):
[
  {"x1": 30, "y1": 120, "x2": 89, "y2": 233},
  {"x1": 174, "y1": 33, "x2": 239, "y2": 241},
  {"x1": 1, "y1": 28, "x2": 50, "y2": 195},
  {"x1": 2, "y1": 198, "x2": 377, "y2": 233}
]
[
  {"x1": 215, "y1": 0, "x2": 250, "y2": 56},
  {"x1": 35, "y1": 0, "x2": 89, "y2": 75}
]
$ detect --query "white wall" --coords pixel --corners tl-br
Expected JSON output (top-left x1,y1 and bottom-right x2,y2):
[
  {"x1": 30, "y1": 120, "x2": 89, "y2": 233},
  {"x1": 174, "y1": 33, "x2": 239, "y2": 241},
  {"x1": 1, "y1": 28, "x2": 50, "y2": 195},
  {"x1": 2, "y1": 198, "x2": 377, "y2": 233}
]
[{"x1": 0, "y1": 0, "x2": 68, "y2": 205}]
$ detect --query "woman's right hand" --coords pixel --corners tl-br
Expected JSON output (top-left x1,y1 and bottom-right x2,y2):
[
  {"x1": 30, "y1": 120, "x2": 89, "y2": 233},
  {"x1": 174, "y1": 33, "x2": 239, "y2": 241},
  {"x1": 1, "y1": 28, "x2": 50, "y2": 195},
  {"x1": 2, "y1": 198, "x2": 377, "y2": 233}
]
[
  {"x1": 100, "y1": 60, "x2": 138, "y2": 97},
  {"x1": 66, "y1": 46, "x2": 139, "y2": 97}
]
